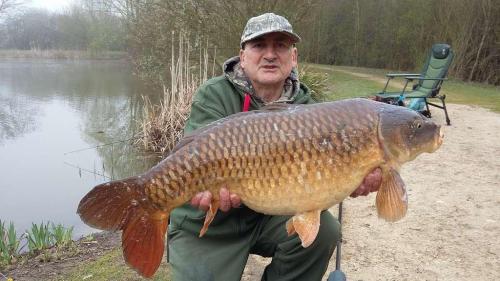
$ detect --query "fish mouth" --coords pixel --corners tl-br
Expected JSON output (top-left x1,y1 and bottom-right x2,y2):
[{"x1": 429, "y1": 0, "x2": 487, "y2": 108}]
[
  {"x1": 437, "y1": 126, "x2": 444, "y2": 145},
  {"x1": 422, "y1": 125, "x2": 444, "y2": 154},
  {"x1": 433, "y1": 125, "x2": 444, "y2": 151}
]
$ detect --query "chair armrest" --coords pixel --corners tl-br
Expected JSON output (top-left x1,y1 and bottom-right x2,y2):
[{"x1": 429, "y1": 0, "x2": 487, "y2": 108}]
[
  {"x1": 386, "y1": 73, "x2": 421, "y2": 78},
  {"x1": 405, "y1": 77, "x2": 447, "y2": 81},
  {"x1": 404, "y1": 76, "x2": 424, "y2": 81},
  {"x1": 419, "y1": 77, "x2": 447, "y2": 81},
  {"x1": 381, "y1": 73, "x2": 422, "y2": 94}
]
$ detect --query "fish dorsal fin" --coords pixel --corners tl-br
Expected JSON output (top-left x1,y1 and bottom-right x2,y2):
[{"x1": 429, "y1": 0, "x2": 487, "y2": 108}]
[
  {"x1": 286, "y1": 210, "x2": 321, "y2": 247},
  {"x1": 260, "y1": 103, "x2": 298, "y2": 111},
  {"x1": 168, "y1": 134, "x2": 196, "y2": 154},
  {"x1": 223, "y1": 103, "x2": 299, "y2": 121},
  {"x1": 376, "y1": 167, "x2": 408, "y2": 222}
]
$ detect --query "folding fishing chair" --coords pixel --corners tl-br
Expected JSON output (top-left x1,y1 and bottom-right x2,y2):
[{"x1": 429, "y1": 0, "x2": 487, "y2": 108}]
[
  {"x1": 327, "y1": 202, "x2": 346, "y2": 281},
  {"x1": 374, "y1": 44, "x2": 454, "y2": 125}
]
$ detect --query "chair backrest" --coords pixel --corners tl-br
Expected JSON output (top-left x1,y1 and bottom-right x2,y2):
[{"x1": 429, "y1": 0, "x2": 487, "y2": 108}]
[{"x1": 416, "y1": 44, "x2": 454, "y2": 95}]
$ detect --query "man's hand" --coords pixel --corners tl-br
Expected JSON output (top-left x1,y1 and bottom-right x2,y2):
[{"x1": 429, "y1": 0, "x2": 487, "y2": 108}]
[
  {"x1": 350, "y1": 168, "x2": 383, "y2": 198},
  {"x1": 191, "y1": 186, "x2": 241, "y2": 212}
]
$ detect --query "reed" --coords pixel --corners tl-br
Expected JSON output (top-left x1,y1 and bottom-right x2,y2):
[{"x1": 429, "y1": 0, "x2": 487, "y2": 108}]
[{"x1": 137, "y1": 33, "x2": 210, "y2": 154}]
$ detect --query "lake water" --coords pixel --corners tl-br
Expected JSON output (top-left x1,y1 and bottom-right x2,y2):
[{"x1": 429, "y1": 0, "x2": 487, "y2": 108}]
[{"x1": 0, "y1": 59, "x2": 161, "y2": 238}]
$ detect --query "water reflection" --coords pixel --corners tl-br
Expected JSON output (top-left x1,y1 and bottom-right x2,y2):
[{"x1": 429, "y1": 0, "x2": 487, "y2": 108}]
[
  {"x1": 0, "y1": 59, "x2": 161, "y2": 237},
  {"x1": 0, "y1": 93, "x2": 40, "y2": 145}
]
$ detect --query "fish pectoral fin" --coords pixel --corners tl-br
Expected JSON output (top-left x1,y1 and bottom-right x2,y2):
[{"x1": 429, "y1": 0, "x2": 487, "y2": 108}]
[
  {"x1": 286, "y1": 210, "x2": 321, "y2": 248},
  {"x1": 376, "y1": 167, "x2": 408, "y2": 222},
  {"x1": 199, "y1": 200, "x2": 220, "y2": 237},
  {"x1": 286, "y1": 218, "x2": 296, "y2": 236}
]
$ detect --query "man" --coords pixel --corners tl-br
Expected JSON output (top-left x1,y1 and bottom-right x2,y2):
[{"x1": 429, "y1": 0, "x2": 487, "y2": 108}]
[{"x1": 168, "y1": 13, "x2": 381, "y2": 281}]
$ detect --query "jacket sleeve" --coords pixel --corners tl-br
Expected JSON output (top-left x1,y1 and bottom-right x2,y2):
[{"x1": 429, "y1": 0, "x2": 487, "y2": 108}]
[{"x1": 183, "y1": 83, "x2": 228, "y2": 134}]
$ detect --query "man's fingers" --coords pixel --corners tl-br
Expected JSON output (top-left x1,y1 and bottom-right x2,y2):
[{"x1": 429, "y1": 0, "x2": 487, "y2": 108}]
[
  {"x1": 219, "y1": 187, "x2": 231, "y2": 212},
  {"x1": 190, "y1": 192, "x2": 203, "y2": 207},
  {"x1": 198, "y1": 191, "x2": 212, "y2": 212},
  {"x1": 230, "y1": 194, "x2": 241, "y2": 208},
  {"x1": 191, "y1": 187, "x2": 240, "y2": 212}
]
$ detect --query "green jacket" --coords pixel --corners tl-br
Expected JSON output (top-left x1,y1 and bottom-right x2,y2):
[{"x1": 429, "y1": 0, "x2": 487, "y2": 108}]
[{"x1": 171, "y1": 57, "x2": 315, "y2": 232}]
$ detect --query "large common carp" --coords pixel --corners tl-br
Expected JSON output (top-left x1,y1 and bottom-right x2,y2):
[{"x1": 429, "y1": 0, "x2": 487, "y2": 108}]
[{"x1": 78, "y1": 98, "x2": 443, "y2": 277}]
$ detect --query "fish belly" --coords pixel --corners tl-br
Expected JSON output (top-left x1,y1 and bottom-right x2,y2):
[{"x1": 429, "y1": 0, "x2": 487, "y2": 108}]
[{"x1": 232, "y1": 143, "x2": 383, "y2": 215}]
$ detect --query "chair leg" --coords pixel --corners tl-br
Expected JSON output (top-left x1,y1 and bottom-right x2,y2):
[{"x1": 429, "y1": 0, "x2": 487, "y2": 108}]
[
  {"x1": 166, "y1": 218, "x2": 170, "y2": 263},
  {"x1": 425, "y1": 98, "x2": 431, "y2": 117},
  {"x1": 440, "y1": 95, "x2": 451, "y2": 125},
  {"x1": 420, "y1": 98, "x2": 432, "y2": 118}
]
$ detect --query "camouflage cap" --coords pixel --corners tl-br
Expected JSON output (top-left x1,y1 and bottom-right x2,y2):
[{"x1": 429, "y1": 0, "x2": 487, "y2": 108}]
[{"x1": 240, "y1": 13, "x2": 301, "y2": 48}]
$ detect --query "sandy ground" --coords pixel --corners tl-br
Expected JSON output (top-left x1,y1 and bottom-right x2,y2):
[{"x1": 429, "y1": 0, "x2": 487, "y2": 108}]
[{"x1": 242, "y1": 103, "x2": 500, "y2": 281}]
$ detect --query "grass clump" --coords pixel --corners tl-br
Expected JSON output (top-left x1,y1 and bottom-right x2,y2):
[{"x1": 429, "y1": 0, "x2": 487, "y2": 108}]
[
  {"x1": 26, "y1": 222, "x2": 53, "y2": 254},
  {"x1": 0, "y1": 220, "x2": 21, "y2": 266},
  {"x1": 51, "y1": 223, "x2": 74, "y2": 248},
  {"x1": 0, "y1": 220, "x2": 76, "y2": 270},
  {"x1": 298, "y1": 65, "x2": 329, "y2": 101}
]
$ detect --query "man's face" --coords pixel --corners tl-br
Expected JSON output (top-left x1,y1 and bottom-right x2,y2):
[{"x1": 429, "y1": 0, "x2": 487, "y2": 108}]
[{"x1": 239, "y1": 33, "x2": 298, "y2": 89}]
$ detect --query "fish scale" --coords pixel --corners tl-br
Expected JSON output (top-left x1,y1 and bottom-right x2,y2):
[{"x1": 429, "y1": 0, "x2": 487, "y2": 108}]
[
  {"x1": 143, "y1": 100, "x2": 383, "y2": 215},
  {"x1": 78, "y1": 98, "x2": 443, "y2": 277}
]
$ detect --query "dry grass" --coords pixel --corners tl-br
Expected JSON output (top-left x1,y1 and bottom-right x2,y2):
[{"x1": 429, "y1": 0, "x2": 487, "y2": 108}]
[
  {"x1": 298, "y1": 65, "x2": 329, "y2": 101},
  {"x1": 137, "y1": 34, "x2": 210, "y2": 154}
]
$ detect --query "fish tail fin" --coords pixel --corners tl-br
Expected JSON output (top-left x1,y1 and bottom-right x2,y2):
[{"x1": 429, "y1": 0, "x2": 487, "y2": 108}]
[
  {"x1": 77, "y1": 177, "x2": 169, "y2": 278},
  {"x1": 376, "y1": 168, "x2": 408, "y2": 222},
  {"x1": 122, "y1": 208, "x2": 169, "y2": 278}
]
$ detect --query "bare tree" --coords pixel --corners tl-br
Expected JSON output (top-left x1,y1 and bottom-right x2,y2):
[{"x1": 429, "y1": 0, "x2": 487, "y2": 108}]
[
  {"x1": 80, "y1": 0, "x2": 499, "y2": 85},
  {"x1": 0, "y1": 0, "x2": 20, "y2": 15}
]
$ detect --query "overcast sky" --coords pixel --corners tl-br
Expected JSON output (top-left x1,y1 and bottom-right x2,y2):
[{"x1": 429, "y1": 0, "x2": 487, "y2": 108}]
[{"x1": 28, "y1": 0, "x2": 75, "y2": 12}]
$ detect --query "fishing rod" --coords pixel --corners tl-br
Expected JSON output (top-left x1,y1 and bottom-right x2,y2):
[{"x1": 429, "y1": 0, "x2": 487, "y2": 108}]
[
  {"x1": 64, "y1": 161, "x2": 114, "y2": 181},
  {"x1": 63, "y1": 135, "x2": 143, "y2": 155},
  {"x1": 327, "y1": 201, "x2": 347, "y2": 281}
]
